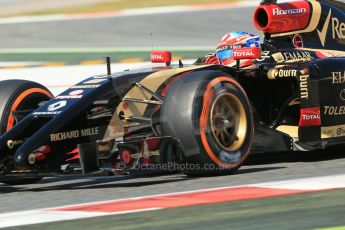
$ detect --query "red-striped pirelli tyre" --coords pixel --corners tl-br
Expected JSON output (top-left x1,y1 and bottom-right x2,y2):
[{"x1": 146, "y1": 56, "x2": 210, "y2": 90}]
[
  {"x1": 0, "y1": 80, "x2": 53, "y2": 134},
  {"x1": 0, "y1": 80, "x2": 53, "y2": 185},
  {"x1": 160, "y1": 70, "x2": 253, "y2": 176}
]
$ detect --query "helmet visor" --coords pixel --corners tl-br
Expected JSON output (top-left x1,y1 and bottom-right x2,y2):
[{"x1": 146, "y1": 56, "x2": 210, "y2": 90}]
[{"x1": 216, "y1": 49, "x2": 233, "y2": 62}]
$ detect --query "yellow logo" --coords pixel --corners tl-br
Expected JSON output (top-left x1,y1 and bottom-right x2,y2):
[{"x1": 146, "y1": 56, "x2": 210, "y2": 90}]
[
  {"x1": 317, "y1": 9, "x2": 345, "y2": 47},
  {"x1": 317, "y1": 9, "x2": 332, "y2": 47}
]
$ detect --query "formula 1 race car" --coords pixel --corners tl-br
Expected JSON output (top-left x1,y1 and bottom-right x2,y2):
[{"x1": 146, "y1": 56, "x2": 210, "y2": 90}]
[{"x1": 0, "y1": 0, "x2": 345, "y2": 185}]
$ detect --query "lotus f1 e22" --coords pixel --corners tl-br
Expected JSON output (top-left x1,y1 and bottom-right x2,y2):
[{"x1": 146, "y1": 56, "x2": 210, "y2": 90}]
[{"x1": 0, "y1": 0, "x2": 345, "y2": 184}]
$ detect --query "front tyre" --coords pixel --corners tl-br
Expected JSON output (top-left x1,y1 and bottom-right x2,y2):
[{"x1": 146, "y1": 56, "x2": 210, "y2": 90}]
[
  {"x1": 161, "y1": 70, "x2": 253, "y2": 176},
  {"x1": 0, "y1": 80, "x2": 53, "y2": 134},
  {"x1": 0, "y1": 80, "x2": 53, "y2": 185}
]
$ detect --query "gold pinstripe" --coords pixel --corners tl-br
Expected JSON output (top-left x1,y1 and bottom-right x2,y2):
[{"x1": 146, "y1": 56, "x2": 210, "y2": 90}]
[{"x1": 299, "y1": 48, "x2": 345, "y2": 56}]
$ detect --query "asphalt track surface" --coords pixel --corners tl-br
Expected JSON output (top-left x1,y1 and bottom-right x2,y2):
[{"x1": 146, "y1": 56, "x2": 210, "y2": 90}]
[
  {"x1": 1, "y1": 150, "x2": 345, "y2": 214},
  {"x1": 0, "y1": 7, "x2": 258, "y2": 48}
]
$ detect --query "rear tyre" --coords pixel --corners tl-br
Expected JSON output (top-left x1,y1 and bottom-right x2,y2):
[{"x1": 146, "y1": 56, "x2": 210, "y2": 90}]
[
  {"x1": 160, "y1": 70, "x2": 253, "y2": 176},
  {"x1": 0, "y1": 80, "x2": 53, "y2": 185}
]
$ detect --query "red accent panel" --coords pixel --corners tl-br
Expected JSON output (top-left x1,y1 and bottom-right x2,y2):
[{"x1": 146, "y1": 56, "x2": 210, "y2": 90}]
[
  {"x1": 146, "y1": 138, "x2": 161, "y2": 151},
  {"x1": 67, "y1": 148, "x2": 79, "y2": 155},
  {"x1": 66, "y1": 154, "x2": 80, "y2": 161},
  {"x1": 315, "y1": 51, "x2": 336, "y2": 59},
  {"x1": 33, "y1": 145, "x2": 51, "y2": 161},
  {"x1": 151, "y1": 51, "x2": 172, "y2": 63},
  {"x1": 233, "y1": 47, "x2": 261, "y2": 60},
  {"x1": 122, "y1": 102, "x2": 129, "y2": 110},
  {"x1": 52, "y1": 187, "x2": 312, "y2": 213},
  {"x1": 34, "y1": 145, "x2": 51, "y2": 154},
  {"x1": 299, "y1": 107, "x2": 321, "y2": 127},
  {"x1": 121, "y1": 150, "x2": 132, "y2": 164},
  {"x1": 35, "y1": 153, "x2": 47, "y2": 161},
  {"x1": 205, "y1": 54, "x2": 220, "y2": 64},
  {"x1": 253, "y1": 1, "x2": 311, "y2": 34}
]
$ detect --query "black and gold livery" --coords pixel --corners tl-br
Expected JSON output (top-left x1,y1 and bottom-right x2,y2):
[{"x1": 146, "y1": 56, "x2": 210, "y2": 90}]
[{"x1": 0, "y1": 0, "x2": 344, "y2": 184}]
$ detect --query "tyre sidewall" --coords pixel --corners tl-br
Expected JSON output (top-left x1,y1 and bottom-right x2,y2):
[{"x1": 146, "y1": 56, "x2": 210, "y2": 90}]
[
  {"x1": 0, "y1": 80, "x2": 52, "y2": 134},
  {"x1": 193, "y1": 76, "x2": 253, "y2": 170},
  {"x1": 161, "y1": 70, "x2": 253, "y2": 172}
]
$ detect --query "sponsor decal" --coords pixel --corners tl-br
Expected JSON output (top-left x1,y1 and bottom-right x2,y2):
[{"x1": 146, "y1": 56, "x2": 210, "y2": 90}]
[
  {"x1": 71, "y1": 85, "x2": 100, "y2": 89},
  {"x1": 50, "y1": 130, "x2": 79, "y2": 142},
  {"x1": 268, "y1": 68, "x2": 298, "y2": 79},
  {"x1": 151, "y1": 54, "x2": 164, "y2": 60},
  {"x1": 299, "y1": 74, "x2": 309, "y2": 99},
  {"x1": 321, "y1": 125, "x2": 345, "y2": 138},
  {"x1": 56, "y1": 90, "x2": 83, "y2": 99},
  {"x1": 34, "y1": 100, "x2": 67, "y2": 115},
  {"x1": 48, "y1": 101, "x2": 67, "y2": 112},
  {"x1": 271, "y1": 52, "x2": 285, "y2": 62},
  {"x1": 332, "y1": 17, "x2": 345, "y2": 40},
  {"x1": 331, "y1": 71, "x2": 345, "y2": 84},
  {"x1": 234, "y1": 51, "x2": 254, "y2": 57},
  {"x1": 337, "y1": 127, "x2": 345, "y2": 136},
  {"x1": 33, "y1": 111, "x2": 62, "y2": 115},
  {"x1": 233, "y1": 47, "x2": 261, "y2": 60},
  {"x1": 317, "y1": 9, "x2": 332, "y2": 47},
  {"x1": 292, "y1": 34, "x2": 304, "y2": 48},
  {"x1": 316, "y1": 51, "x2": 335, "y2": 58},
  {"x1": 323, "y1": 106, "x2": 345, "y2": 115},
  {"x1": 272, "y1": 7, "x2": 307, "y2": 16},
  {"x1": 321, "y1": 128, "x2": 334, "y2": 138},
  {"x1": 68, "y1": 90, "x2": 84, "y2": 96},
  {"x1": 83, "y1": 79, "x2": 106, "y2": 84},
  {"x1": 256, "y1": 51, "x2": 270, "y2": 62},
  {"x1": 272, "y1": 52, "x2": 285, "y2": 62},
  {"x1": 340, "y1": 89, "x2": 345, "y2": 101},
  {"x1": 50, "y1": 127, "x2": 99, "y2": 142},
  {"x1": 271, "y1": 51, "x2": 313, "y2": 63},
  {"x1": 299, "y1": 107, "x2": 321, "y2": 127},
  {"x1": 151, "y1": 51, "x2": 171, "y2": 63},
  {"x1": 7, "y1": 139, "x2": 24, "y2": 149},
  {"x1": 317, "y1": 9, "x2": 345, "y2": 47},
  {"x1": 316, "y1": 51, "x2": 345, "y2": 58},
  {"x1": 282, "y1": 52, "x2": 313, "y2": 62}
]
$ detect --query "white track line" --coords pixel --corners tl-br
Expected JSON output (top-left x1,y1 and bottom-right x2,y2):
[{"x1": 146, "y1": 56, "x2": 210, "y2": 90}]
[
  {"x1": 0, "y1": 208, "x2": 161, "y2": 228},
  {"x1": 254, "y1": 173, "x2": 345, "y2": 190},
  {"x1": 0, "y1": 173, "x2": 345, "y2": 228},
  {"x1": 0, "y1": 61, "x2": 45, "y2": 66}
]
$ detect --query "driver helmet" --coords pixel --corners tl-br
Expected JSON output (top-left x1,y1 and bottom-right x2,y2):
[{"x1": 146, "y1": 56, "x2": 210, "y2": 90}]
[{"x1": 216, "y1": 31, "x2": 260, "y2": 66}]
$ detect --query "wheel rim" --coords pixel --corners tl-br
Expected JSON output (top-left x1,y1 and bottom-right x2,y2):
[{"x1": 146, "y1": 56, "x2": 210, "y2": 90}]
[{"x1": 210, "y1": 93, "x2": 247, "y2": 152}]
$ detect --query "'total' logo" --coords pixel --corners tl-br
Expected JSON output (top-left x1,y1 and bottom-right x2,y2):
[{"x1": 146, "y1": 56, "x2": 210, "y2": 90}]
[
  {"x1": 151, "y1": 51, "x2": 171, "y2": 63},
  {"x1": 299, "y1": 107, "x2": 321, "y2": 127}
]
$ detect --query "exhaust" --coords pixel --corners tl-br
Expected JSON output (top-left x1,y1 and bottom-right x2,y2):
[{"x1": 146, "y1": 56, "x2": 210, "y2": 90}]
[{"x1": 253, "y1": 1, "x2": 311, "y2": 34}]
